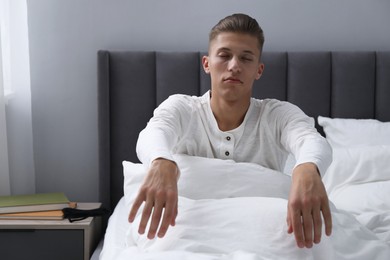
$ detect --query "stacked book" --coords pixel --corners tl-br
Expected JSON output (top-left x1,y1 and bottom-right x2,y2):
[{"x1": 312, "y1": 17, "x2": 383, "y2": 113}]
[{"x1": 0, "y1": 192, "x2": 76, "y2": 220}]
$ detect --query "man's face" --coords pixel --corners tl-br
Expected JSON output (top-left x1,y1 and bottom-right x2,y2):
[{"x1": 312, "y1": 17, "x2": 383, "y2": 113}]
[{"x1": 202, "y1": 32, "x2": 264, "y2": 103}]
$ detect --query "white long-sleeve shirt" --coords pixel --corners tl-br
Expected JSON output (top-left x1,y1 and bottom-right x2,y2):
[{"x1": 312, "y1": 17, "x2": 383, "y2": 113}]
[{"x1": 136, "y1": 91, "x2": 332, "y2": 175}]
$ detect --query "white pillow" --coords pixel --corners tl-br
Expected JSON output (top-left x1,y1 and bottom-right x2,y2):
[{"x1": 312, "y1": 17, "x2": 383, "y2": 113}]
[
  {"x1": 329, "y1": 181, "x2": 390, "y2": 215},
  {"x1": 317, "y1": 116, "x2": 390, "y2": 147},
  {"x1": 322, "y1": 145, "x2": 390, "y2": 194},
  {"x1": 122, "y1": 161, "x2": 148, "y2": 205},
  {"x1": 123, "y1": 154, "x2": 291, "y2": 204},
  {"x1": 174, "y1": 154, "x2": 291, "y2": 200}
]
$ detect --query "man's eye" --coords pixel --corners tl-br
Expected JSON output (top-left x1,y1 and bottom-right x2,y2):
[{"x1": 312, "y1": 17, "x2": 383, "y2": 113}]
[
  {"x1": 218, "y1": 53, "x2": 230, "y2": 59},
  {"x1": 242, "y1": 57, "x2": 253, "y2": 62}
]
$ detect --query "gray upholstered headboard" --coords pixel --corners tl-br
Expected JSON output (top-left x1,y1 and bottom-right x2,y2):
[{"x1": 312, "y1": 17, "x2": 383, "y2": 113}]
[{"x1": 98, "y1": 51, "x2": 390, "y2": 209}]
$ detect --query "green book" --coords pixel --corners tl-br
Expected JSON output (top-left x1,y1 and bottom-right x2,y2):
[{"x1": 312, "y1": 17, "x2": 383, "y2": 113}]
[{"x1": 0, "y1": 192, "x2": 70, "y2": 214}]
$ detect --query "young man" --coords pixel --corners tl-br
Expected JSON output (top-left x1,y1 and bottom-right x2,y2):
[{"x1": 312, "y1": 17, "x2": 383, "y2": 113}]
[{"x1": 129, "y1": 13, "x2": 332, "y2": 249}]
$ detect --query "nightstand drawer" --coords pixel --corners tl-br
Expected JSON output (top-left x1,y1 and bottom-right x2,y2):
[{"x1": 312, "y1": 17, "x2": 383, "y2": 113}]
[{"x1": 0, "y1": 229, "x2": 84, "y2": 260}]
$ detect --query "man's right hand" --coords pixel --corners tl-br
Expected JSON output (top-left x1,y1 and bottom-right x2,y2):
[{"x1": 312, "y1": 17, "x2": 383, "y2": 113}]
[{"x1": 128, "y1": 158, "x2": 179, "y2": 239}]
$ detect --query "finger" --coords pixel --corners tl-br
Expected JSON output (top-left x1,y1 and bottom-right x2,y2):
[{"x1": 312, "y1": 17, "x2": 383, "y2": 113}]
[
  {"x1": 291, "y1": 211, "x2": 305, "y2": 248},
  {"x1": 158, "y1": 196, "x2": 177, "y2": 238},
  {"x1": 302, "y1": 210, "x2": 313, "y2": 248},
  {"x1": 170, "y1": 199, "x2": 178, "y2": 226},
  {"x1": 138, "y1": 198, "x2": 154, "y2": 235},
  {"x1": 286, "y1": 210, "x2": 293, "y2": 234},
  {"x1": 128, "y1": 194, "x2": 145, "y2": 223},
  {"x1": 322, "y1": 201, "x2": 333, "y2": 236},
  {"x1": 312, "y1": 207, "x2": 322, "y2": 244},
  {"x1": 147, "y1": 199, "x2": 164, "y2": 239}
]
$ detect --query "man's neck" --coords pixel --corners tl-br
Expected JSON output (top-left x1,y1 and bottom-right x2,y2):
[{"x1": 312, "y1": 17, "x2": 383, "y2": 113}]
[{"x1": 210, "y1": 97, "x2": 250, "y2": 131}]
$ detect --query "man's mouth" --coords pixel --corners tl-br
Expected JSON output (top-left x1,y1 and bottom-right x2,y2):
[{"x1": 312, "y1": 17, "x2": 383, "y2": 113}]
[{"x1": 224, "y1": 77, "x2": 243, "y2": 84}]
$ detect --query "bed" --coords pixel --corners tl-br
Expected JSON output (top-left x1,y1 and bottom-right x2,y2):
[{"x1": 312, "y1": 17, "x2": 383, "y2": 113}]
[{"x1": 96, "y1": 51, "x2": 390, "y2": 259}]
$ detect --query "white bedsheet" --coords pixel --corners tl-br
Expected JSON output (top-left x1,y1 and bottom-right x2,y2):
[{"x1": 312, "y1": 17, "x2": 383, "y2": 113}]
[{"x1": 100, "y1": 155, "x2": 390, "y2": 260}]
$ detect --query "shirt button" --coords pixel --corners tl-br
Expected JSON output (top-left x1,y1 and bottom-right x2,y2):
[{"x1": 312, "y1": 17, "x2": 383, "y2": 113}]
[
  {"x1": 226, "y1": 136, "x2": 231, "y2": 141},
  {"x1": 225, "y1": 151, "x2": 230, "y2": 156}
]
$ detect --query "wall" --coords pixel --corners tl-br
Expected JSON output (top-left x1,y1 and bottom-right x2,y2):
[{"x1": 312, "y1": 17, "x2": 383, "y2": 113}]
[{"x1": 26, "y1": 0, "x2": 390, "y2": 202}]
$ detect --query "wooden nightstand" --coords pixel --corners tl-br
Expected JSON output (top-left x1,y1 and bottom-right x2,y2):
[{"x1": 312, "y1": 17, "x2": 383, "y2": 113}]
[{"x1": 0, "y1": 202, "x2": 103, "y2": 260}]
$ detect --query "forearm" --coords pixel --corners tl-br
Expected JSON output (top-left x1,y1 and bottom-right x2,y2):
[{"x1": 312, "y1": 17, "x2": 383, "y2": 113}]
[
  {"x1": 136, "y1": 95, "x2": 190, "y2": 166},
  {"x1": 136, "y1": 126, "x2": 176, "y2": 167},
  {"x1": 292, "y1": 137, "x2": 332, "y2": 176},
  {"x1": 277, "y1": 104, "x2": 332, "y2": 176}
]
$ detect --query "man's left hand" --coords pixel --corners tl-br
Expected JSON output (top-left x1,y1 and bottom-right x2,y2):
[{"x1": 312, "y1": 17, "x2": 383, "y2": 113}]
[{"x1": 287, "y1": 162, "x2": 332, "y2": 248}]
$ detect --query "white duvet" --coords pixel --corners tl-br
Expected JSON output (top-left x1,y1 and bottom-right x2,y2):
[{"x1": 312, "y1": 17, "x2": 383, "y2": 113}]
[{"x1": 100, "y1": 154, "x2": 390, "y2": 260}]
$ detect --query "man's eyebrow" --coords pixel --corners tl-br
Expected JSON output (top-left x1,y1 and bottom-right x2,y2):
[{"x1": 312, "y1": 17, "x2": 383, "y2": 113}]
[
  {"x1": 216, "y1": 47, "x2": 231, "y2": 53},
  {"x1": 216, "y1": 48, "x2": 256, "y2": 55},
  {"x1": 242, "y1": 50, "x2": 256, "y2": 55}
]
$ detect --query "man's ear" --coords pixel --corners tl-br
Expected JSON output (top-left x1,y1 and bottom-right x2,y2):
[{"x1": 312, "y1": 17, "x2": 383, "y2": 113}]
[
  {"x1": 255, "y1": 63, "x2": 265, "y2": 80},
  {"x1": 202, "y1": 56, "x2": 210, "y2": 74}
]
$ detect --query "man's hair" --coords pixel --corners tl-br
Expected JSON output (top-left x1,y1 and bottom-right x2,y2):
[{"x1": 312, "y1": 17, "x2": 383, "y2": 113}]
[{"x1": 209, "y1": 13, "x2": 265, "y2": 53}]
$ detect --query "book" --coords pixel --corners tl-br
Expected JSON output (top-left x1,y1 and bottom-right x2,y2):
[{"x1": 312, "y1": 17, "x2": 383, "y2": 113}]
[
  {"x1": 0, "y1": 202, "x2": 77, "y2": 220},
  {"x1": 0, "y1": 209, "x2": 64, "y2": 220},
  {"x1": 0, "y1": 192, "x2": 71, "y2": 214}
]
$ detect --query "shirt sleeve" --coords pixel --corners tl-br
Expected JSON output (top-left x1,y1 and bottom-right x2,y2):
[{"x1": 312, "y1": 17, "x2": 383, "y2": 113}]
[
  {"x1": 136, "y1": 94, "x2": 191, "y2": 166},
  {"x1": 275, "y1": 101, "x2": 332, "y2": 176}
]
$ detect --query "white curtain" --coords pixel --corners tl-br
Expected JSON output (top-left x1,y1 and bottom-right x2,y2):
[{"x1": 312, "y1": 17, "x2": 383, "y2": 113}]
[
  {"x1": 0, "y1": 26, "x2": 11, "y2": 196},
  {"x1": 0, "y1": 0, "x2": 35, "y2": 195}
]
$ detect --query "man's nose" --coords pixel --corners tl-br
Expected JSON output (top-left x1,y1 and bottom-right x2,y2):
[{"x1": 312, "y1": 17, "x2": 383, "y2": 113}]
[{"x1": 228, "y1": 57, "x2": 241, "y2": 73}]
